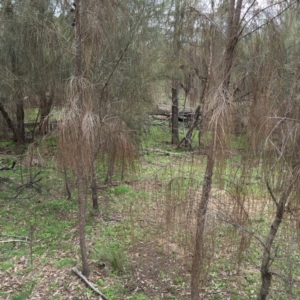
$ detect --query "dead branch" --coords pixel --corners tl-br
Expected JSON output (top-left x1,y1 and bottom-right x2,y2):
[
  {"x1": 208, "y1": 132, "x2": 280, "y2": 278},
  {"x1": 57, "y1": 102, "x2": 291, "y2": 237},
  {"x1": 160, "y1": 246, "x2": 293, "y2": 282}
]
[
  {"x1": 151, "y1": 108, "x2": 195, "y2": 122},
  {"x1": 13, "y1": 171, "x2": 43, "y2": 198},
  {"x1": 0, "y1": 234, "x2": 30, "y2": 241},
  {"x1": 18, "y1": 171, "x2": 42, "y2": 189},
  {"x1": 177, "y1": 105, "x2": 201, "y2": 149},
  {"x1": 0, "y1": 161, "x2": 16, "y2": 172},
  {"x1": 72, "y1": 267, "x2": 110, "y2": 300},
  {"x1": 215, "y1": 213, "x2": 266, "y2": 250},
  {"x1": 241, "y1": 1, "x2": 297, "y2": 40},
  {"x1": 265, "y1": 177, "x2": 278, "y2": 207}
]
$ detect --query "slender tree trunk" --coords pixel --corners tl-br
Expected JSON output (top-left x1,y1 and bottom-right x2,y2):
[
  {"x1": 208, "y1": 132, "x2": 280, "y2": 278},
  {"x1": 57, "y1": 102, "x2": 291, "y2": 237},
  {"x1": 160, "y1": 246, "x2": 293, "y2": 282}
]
[
  {"x1": 191, "y1": 128, "x2": 216, "y2": 300},
  {"x1": 77, "y1": 163, "x2": 90, "y2": 277},
  {"x1": 199, "y1": 25, "x2": 214, "y2": 147},
  {"x1": 16, "y1": 99, "x2": 25, "y2": 144},
  {"x1": 172, "y1": 79, "x2": 179, "y2": 144},
  {"x1": 0, "y1": 101, "x2": 17, "y2": 141},
  {"x1": 91, "y1": 162, "x2": 99, "y2": 213},
  {"x1": 39, "y1": 91, "x2": 53, "y2": 135},
  {"x1": 7, "y1": 5, "x2": 25, "y2": 144},
  {"x1": 75, "y1": 0, "x2": 90, "y2": 278},
  {"x1": 258, "y1": 174, "x2": 295, "y2": 300},
  {"x1": 11, "y1": 50, "x2": 25, "y2": 144},
  {"x1": 223, "y1": 0, "x2": 243, "y2": 90},
  {"x1": 64, "y1": 166, "x2": 72, "y2": 200},
  {"x1": 171, "y1": 0, "x2": 181, "y2": 145}
]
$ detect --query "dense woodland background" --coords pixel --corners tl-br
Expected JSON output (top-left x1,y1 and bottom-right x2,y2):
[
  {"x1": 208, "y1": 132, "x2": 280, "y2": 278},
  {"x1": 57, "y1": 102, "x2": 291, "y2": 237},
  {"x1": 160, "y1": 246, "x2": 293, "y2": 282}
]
[{"x1": 1, "y1": 0, "x2": 300, "y2": 299}]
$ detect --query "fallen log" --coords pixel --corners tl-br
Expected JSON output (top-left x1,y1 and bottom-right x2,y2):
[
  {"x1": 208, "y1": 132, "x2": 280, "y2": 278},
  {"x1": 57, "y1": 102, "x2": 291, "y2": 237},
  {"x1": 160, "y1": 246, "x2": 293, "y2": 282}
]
[
  {"x1": 151, "y1": 108, "x2": 197, "y2": 122},
  {"x1": 142, "y1": 148, "x2": 182, "y2": 156}
]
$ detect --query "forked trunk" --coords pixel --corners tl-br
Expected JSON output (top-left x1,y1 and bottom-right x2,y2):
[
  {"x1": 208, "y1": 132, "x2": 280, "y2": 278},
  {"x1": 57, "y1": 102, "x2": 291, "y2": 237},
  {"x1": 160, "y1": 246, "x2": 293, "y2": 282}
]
[
  {"x1": 0, "y1": 101, "x2": 17, "y2": 142},
  {"x1": 258, "y1": 174, "x2": 295, "y2": 300}
]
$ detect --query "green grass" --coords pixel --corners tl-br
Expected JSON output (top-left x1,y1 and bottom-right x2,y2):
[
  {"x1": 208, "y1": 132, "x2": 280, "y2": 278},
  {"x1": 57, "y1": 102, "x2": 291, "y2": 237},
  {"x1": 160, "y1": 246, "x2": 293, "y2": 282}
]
[
  {"x1": 109, "y1": 184, "x2": 133, "y2": 196},
  {"x1": 141, "y1": 125, "x2": 171, "y2": 149},
  {"x1": 24, "y1": 108, "x2": 39, "y2": 121},
  {"x1": 0, "y1": 140, "x2": 14, "y2": 148},
  {"x1": 1, "y1": 261, "x2": 14, "y2": 271}
]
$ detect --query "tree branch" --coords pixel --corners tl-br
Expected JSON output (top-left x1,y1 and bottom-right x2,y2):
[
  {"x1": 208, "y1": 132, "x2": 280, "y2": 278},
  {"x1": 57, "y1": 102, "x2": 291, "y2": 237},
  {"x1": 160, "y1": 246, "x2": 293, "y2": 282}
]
[
  {"x1": 0, "y1": 239, "x2": 29, "y2": 243},
  {"x1": 0, "y1": 234, "x2": 29, "y2": 241},
  {"x1": 72, "y1": 267, "x2": 111, "y2": 300},
  {"x1": 265, "y1": 177, "x2": 278, "y2": 207},
  {"x1": 241, "y1": 1, "x2": 297, "y2": 40},
  {"x1": 0, "y1": 161, "x2": 16, "y2": 171}
]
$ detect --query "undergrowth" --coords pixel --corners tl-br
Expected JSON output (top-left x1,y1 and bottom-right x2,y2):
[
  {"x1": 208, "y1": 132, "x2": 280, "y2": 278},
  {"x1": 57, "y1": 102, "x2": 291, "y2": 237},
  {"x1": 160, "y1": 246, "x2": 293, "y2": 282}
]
[{"x1": 1, "y1": 126, "x2": 300, "y2": 299}]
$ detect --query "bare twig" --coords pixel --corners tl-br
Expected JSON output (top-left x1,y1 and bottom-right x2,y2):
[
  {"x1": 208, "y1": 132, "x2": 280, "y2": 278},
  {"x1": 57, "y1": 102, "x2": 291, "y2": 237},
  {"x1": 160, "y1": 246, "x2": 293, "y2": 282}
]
[
  {"x1": 177, "y1": 105, "x2": 201, "y2": 149},
  {"x1": 215, "y1": 213, "x2": 267, "y2": 250},
  {"x1": 72, "y1": 267, "x2": 111, "y2": 300},
  {"x1": 188, "y1": 6, "x2": 225, "y2": 39},
  {"x1": 12, "y1": 171, "x2": 42, "y2": 198},
  {"x1": 18, "y1": 171, "x2": 42, "y2": 189},
  {"x1": 99, "y1": 39, "x2": 131, "y2": 100},
  {"x1": 241, "y1": 1, "x2": 297, "y2": 40}
]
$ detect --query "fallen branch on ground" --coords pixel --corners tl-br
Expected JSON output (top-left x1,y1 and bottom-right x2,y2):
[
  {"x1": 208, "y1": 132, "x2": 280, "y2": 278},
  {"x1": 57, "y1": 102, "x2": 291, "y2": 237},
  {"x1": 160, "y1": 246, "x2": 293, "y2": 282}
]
[
  {"x1": 142, "y1": 148, "x2": 182, "y2": 156},
  {"x1": 0, "y1": 161, "x2": 16, "y2": 172},
  {"x1": 72, "y1": 267, "x2": 111, "y2": 300},
  {"x1": 0, "y1": 234, "x2": 30, "y2": 241},
  {"x1": 14, "y1": 171, "x2": 43, "y2": 198},
  {"x1": 19, "y1": 171, "x2": 42, "y2": 188},
  {"x1": 177, "y1": 105, "x2": 201, "y2": 149},
  {"x1": 0, "y1": 239, "x2": 29, "y2": 243}
]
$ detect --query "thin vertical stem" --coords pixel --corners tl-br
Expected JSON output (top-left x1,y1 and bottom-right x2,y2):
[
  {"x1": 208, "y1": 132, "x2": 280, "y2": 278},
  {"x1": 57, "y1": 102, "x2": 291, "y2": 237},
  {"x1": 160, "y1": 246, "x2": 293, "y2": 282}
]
[{"x1": 74, "y1": 0, "x2": 90, "y2": 278}]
